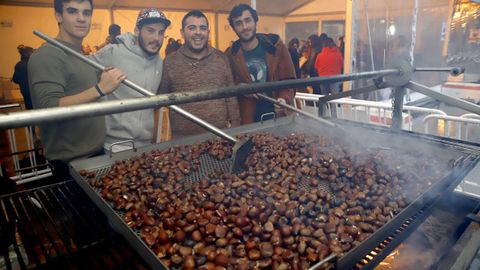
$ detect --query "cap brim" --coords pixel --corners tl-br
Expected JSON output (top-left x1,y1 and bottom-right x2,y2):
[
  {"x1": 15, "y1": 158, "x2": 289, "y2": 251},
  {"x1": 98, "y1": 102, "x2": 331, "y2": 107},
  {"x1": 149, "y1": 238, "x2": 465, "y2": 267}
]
[
  {"x1": 161, "y1": 19, "x2": 171, "y2": 27},
  {"x1": 138, "y1": 18, "x2": 171, "y2": 28}
]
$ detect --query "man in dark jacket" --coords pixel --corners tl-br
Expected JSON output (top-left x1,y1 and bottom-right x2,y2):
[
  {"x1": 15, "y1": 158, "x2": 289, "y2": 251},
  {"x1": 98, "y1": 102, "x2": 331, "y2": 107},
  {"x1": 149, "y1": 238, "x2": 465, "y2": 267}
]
[
  {"x1": 225, "y1": 4, "x2": 297, "y2": 124},
  {"x1": 12, "y1": 45, "x2": 34, "y2": 109}
]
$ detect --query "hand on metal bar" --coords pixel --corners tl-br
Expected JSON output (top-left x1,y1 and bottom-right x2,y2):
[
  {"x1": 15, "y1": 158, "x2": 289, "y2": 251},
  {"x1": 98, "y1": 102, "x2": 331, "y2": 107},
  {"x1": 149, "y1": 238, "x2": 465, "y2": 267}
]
[{"x1": 33, "y1": 30, "x2": 236, "y2": 144}]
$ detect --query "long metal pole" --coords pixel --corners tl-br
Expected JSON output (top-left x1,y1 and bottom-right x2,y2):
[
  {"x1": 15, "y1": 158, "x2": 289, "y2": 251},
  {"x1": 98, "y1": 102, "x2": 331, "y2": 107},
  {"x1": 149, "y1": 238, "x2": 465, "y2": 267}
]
[
  {"x1": 407, "y1": 81, "x2": 480, "y2": 115},
  {"x1": 256, "y1": 94, "x2": 335, "y2": 127},
  {"x1": 415, "y1": 67, "x2": 465, "y2": 76},
  {"x1": 0, "y1": 70, "x2": 399, "y2": 130},
  {"x1": 33, "y1": 31, "x2": 237, "y2": 143},
  {"x1": 169, "y1": 106, "x2": 236, "y2": 142},
  {"x1": 391, "y1": 86, "x2": 406, "y2": 130},
  {"x1": 318, "y1": 84, "x2": 384, "y2": 103},
  {"x1": 309, "y1": 253, "x2": 337, "y2": 270}
]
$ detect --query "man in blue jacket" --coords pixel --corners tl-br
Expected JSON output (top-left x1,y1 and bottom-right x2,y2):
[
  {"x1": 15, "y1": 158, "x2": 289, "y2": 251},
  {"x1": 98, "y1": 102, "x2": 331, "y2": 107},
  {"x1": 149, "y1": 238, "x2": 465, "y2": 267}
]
[{"x1": 92, "y1": 8, "x2": 171, "y2": 152}]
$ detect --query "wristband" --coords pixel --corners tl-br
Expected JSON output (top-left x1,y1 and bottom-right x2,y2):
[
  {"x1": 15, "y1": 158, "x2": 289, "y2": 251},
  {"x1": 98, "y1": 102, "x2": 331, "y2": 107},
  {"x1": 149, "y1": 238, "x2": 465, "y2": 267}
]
[{"x1": 95, "y1": 84, "x2": 105, "y2": 97}]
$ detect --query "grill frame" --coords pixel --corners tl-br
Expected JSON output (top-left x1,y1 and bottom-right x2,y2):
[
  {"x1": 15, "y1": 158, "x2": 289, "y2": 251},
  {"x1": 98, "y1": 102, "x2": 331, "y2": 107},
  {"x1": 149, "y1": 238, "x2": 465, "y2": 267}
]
[
  {"x1": 70, "y1": 116, "x2": 480, "y2": 270},
  {"x1": 0, "y1": 181, "x2": 152, "y2": 270}
]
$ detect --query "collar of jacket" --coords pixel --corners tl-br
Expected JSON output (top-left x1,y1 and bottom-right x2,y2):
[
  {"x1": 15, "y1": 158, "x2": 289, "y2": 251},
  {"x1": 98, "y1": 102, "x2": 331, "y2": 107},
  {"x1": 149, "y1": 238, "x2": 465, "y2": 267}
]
[
  {"x1": 178, "y1": 45, "x2": 215, "y2": 61},
  {"x1": 231, "y1": 33, "x2": 279, "y2": 55}
]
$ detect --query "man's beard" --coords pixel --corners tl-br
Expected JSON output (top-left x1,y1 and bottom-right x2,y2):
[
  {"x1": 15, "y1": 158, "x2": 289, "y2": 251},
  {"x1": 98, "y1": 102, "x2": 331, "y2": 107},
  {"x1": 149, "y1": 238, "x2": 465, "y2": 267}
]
[
  {"x1": 239, "y1": 28, "x2": 256, "y2": 43},
  {"x1": 186, "y1": 38, "x2": 208, "y2": 53},
  {"x1": 139, "y1": 35, "x2": 160, "y2": 56}
]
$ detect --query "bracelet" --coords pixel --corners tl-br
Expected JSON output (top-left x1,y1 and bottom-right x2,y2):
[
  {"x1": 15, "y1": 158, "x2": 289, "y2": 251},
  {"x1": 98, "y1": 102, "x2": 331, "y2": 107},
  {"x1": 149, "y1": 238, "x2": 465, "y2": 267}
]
[{"x1": 95, "y1": 84, "x2": 105, "y2": 97}]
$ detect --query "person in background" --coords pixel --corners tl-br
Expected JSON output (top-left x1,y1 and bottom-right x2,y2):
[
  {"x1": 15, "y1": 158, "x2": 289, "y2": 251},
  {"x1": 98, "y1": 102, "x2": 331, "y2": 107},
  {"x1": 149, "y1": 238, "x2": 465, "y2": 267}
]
[
  {"x1": 158, "y1": 10, "x2": 240, "y2": 139},
  {"x1": 301, "y1": 34, "x2": 324, "y2": 94},
  {"x1": 338, "y1": 35, "x2": 345, "y2": 57},
  {"x1": 298, "y1": 39, "x2": 306, "y2": 54},
  {"x1": 338, "y1": 35, "x2": 345, "y2": 91},
  {"x1": 315, "y1": 37, "x2": 344, "y2": 95},
  {"x1": 165, "y1": 37, "x2": 181, "y2": 56},
  {"x1": 298, "y1": 39, "x2": 308, "y2": 74},
  {"x1": 92, "y1": 8, "x2": 170, "y2": 152},
  {"x1": 107, "y1": 24, "x2": 121, "y2": 44},
  {"x1": 81, "y1": 44, "x2": 92, "y2": 55},
  {"x1": 96, "y1": 23, "x2": 121, "y2": 50},
  {"x1": 288, "y1": 38, "x2": 301, "y2": 79},
  {"x1": 390, "y1": 35, "x2": 409, "y2": 62},
  {"x1": 354, "y1": 39, "x2": 373, "y2": 100},
  {"x1": 28, "y1": 0, "x2": 125, "y2": 180},
  {"x1": 12, "y1": 45, "x2": 34, "y2": 110},
  {"x1": 225, "y1": 4, "x2": 297, "y2": 124}
]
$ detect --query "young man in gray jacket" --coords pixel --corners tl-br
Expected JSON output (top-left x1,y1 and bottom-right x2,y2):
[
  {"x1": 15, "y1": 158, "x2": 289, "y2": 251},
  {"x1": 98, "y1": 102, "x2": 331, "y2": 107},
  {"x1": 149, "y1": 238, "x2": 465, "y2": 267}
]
[{"x1": 92, "y1": 8, "x2": 171, "y2": 152}]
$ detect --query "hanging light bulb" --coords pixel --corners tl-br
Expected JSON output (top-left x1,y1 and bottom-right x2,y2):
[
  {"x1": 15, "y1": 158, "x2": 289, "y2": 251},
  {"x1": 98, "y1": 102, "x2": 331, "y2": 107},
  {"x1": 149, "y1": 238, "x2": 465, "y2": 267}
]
[{"x1": 388, "y1": 24, "x2": 396, "y2": 36}]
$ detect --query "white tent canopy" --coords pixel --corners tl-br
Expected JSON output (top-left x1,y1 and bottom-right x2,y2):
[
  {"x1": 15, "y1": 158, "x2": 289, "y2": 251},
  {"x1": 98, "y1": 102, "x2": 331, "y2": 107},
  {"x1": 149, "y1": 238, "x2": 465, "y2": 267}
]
[{"x1": 0, "y1": 0, "x2": 314, "y2": 16}]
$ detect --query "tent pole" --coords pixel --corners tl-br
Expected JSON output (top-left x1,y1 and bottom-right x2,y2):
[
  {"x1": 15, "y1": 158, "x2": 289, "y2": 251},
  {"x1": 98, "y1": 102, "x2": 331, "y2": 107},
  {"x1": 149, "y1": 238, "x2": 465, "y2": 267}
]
[
  {"x1": 109, "y1": 9, "x2": 114, "y2": 24},
  {"x1": 108, "y1": 0, "x2": 117, "y2": 24},
  {"x1": 215, "y1": 12, "x2": 219, "y2": 49}
]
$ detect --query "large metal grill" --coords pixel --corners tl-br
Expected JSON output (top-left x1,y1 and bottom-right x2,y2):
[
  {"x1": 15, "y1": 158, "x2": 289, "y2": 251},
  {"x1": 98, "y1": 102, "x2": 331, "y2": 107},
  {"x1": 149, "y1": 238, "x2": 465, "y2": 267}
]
[
  {"x1": 70, "y1": 116, "x2": 480, "y2": 270},
  {"x1": 0, "y1": 181, "x2": 151, "y2": 270}
]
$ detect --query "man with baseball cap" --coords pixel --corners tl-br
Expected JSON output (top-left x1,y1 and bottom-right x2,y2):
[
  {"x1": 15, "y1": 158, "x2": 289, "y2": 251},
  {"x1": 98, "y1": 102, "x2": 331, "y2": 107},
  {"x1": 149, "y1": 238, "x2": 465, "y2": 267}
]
[{"x1": 92, "y1": 8, "x2": 171, "y2": 152}]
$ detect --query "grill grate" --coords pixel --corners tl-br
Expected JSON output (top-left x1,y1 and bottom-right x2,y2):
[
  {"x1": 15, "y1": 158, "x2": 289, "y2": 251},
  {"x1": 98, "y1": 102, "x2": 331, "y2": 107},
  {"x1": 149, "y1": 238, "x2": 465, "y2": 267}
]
[
  {"x1": 184, "y1": 153, "x2": 232, "y2": 183},
  {"x1": 0, "y1": 181, "x2": 151, "y2": 270},
  {"x1": 86, "y1": 153, "x2": 333, "y2": 195},
  {"x1": 353, "y1": 209, "x2": 426, "y2": 270},
  {"x1": 71, "y1": 118, "x2": 480, "y2": 270}
]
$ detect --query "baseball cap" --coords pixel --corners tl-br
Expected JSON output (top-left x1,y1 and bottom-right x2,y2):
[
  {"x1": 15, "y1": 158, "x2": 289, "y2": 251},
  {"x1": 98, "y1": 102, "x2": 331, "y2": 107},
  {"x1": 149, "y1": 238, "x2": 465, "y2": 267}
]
[{"x1": 136, "y1": 8, "x2": 171, "y2": 28}]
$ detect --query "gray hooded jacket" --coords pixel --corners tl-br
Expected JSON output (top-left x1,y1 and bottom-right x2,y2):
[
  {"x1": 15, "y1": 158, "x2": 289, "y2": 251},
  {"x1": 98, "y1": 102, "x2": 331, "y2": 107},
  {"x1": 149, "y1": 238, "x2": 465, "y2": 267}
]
[{"x1": 92, "y1": 32, "x2": 163, "y2": 151}]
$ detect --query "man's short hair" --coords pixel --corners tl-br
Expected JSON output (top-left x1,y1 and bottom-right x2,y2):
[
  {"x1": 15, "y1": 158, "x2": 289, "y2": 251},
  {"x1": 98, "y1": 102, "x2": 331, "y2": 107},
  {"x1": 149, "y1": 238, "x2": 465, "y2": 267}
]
[
  {"x1": 228, "y1": 4, "x2": 258, "y2": 28},
  {"x1": 325, "y1": 37, "x2": 336, "y2": 48},
  {"x1": 108, "y1": 24, "x2": 121, "y2": 36},
  {"x1": 288, "y1": 38, "x2": 299, "y2": 48},
  {"x1": 54, "y1": 0, "x2": 93, "y2": 14},
  {"x1": 181, "y1": 10, "x2": 209, "y2": 29}
]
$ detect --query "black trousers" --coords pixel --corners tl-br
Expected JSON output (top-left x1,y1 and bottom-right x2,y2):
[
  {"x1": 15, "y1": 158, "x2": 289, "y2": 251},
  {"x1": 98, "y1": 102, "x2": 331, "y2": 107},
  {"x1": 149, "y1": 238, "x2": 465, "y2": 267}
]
[
  {"x1": 49, "y1": 148, "x2": 105, "y2": 182},
  {"x1": 49, "y1": 160, "x2": 72, "y2": 181}
]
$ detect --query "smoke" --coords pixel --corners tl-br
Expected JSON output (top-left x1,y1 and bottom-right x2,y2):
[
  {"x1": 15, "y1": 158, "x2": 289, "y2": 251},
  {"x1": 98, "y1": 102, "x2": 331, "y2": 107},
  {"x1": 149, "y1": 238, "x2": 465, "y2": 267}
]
[{"x1": 352, "y1": 0, "x2": 479, "y2": 97}]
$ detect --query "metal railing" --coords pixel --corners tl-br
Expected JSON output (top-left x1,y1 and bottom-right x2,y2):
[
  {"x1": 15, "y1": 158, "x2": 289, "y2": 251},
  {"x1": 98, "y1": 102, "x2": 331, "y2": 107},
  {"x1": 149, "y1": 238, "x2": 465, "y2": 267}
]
[
  {"x1": 0, "y1": 103, "x2": 52, "y2": 183},
  {"x1": 424, "y1": 114, "x2": 480, "y2": 141},
  {"x1": 295, "y1": 92, "x2": 480, "y2": 141},
  {"x1": 295, "y1": 92, "x2": 447, "y2": 130}
]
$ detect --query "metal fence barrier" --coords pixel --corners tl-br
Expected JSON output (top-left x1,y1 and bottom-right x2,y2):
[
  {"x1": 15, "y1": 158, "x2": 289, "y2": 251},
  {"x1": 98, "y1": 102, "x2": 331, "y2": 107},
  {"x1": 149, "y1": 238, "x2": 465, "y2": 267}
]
[
  {"x1": 0, "y1": 103, "x2": 52, "y2": 184},
  {"x1": 295, "y1": 92, "x2": 448, "y2": 131}
]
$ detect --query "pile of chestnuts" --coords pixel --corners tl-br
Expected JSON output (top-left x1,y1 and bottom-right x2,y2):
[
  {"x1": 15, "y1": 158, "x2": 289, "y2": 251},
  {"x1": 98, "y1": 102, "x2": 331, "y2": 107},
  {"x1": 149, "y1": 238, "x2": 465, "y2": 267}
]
[{"x1": 88, "y1": 133, "x2": 448, "y2": 270}]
